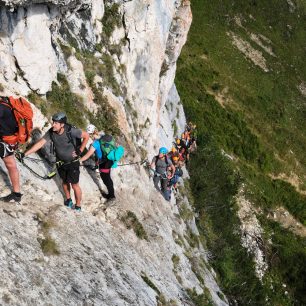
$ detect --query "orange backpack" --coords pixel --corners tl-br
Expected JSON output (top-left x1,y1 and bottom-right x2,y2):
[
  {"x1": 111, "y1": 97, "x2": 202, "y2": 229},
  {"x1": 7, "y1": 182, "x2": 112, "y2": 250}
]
[{"x1": 0, "y1": 96, "x2": 33, "y2": 144}]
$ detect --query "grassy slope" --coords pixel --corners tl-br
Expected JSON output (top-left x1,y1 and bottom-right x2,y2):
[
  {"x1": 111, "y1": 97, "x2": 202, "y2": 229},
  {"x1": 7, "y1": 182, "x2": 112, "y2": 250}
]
[{"x1": 176, "y1": 0, "x2": 306, "y2": 304}]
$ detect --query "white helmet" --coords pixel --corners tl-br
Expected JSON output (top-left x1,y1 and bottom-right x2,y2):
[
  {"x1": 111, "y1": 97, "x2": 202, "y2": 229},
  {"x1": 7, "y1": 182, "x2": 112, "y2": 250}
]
[{"x1": 86, "y1": 124, "x2": 96, "y2": 134}]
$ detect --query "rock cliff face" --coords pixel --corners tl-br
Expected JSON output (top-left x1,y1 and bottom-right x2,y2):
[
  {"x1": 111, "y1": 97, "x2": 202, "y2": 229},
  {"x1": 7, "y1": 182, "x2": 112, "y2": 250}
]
[{"x1": 0, "y1": 0, "x2": 228, "y2": 305}]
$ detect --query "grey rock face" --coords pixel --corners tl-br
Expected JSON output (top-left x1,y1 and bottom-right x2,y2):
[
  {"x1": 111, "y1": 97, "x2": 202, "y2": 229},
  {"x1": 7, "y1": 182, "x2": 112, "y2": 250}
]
[
  {"x1": 1, "y1": 0, "x2": 91, "y2": 7},
  {"x1": 0, "y1": 0, "x2": 228, "y2": 305},
  {"x1": 0, "y1": 163, "x2": 227, "y2": 305}
]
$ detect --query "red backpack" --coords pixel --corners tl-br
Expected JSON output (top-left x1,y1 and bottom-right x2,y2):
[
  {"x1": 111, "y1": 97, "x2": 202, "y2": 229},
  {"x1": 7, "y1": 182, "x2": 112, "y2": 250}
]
[{"x1": 0, "y1": 96, "x2": 33, "y2": 144}]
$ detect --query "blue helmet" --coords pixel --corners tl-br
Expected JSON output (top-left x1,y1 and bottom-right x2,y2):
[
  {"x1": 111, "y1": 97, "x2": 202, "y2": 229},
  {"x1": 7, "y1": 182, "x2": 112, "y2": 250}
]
[{"x1": 159, "y1": 147, "x2": 168, "y2": 154}]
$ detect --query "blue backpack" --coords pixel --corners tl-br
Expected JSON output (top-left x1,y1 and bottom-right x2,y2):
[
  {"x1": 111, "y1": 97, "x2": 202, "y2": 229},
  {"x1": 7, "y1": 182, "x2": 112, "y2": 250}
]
[
  {"x1": 107, "y1": 146, "x2": 125, "y2": 168},
  {"x1": 99, "y1": 135, "x2": 124, "y2": 168}
]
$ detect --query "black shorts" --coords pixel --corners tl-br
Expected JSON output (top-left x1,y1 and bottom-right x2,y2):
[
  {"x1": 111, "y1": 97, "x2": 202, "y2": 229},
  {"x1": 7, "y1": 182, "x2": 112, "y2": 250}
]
[
  {"x1": 57, "y1": 161, "x2": 80, "y2": 184},
  {"x1": 0, "y1": 142, "x2": 16, "y2": 159}
]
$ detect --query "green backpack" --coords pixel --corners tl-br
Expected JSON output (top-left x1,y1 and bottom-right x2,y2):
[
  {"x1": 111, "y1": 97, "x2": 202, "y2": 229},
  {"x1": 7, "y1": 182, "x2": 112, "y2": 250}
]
[
  {"x1": 99, "y1": 135, "x2": 116, "y2": 158},
  {"x1": 99, "y1": 135, "x2": 124, "y2": 168}
]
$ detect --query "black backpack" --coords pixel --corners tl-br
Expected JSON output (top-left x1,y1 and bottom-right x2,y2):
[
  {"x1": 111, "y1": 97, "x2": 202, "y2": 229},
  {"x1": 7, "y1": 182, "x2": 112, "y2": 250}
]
[{"x1": 49, "y1": 124, "x2": 82, "y2": 156}]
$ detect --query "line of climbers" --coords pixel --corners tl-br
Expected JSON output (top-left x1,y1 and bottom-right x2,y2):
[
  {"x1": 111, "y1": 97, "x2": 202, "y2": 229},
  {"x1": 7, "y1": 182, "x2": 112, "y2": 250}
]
[
  {"x1": 0, "y1": 96, "x2": 125, "y2": 211},
  {"x1": 150, "y1": 122, "x2": 197, "y2": 201},
  {"x1": 0, "y1": 95, "x2": 196, "y2": 210}
]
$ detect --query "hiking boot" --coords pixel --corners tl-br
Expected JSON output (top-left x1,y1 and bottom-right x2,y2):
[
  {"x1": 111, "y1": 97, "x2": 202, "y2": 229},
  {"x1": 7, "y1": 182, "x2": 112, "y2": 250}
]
[
  {"x1": 103, "y1": 196, "x2": 116, "y2": 210},
  {"x1": 105, "y1": 196, "x2": 116, "y2": 203},
  {"x1": 74, "y1": 205, "x2": 81, "y2": 212},
  {"x1": 0, "y1": 192, "x2": 22, "y2": 203},
  {"x1": 102, "y1": 192, "x2": 110, "y2": 199},
  {"x1": 64, "y1": 198, "x2": 74, "y2": 208},
  {"x1": 102, "y1": 192, "x2": 116, "y2": 199}
]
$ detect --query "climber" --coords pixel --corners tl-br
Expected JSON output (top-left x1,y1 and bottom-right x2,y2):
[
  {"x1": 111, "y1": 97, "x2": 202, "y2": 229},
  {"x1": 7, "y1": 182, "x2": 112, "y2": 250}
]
[
  {"x1": 167, "y1": 149, "x2": 182, "y2": 167},
  {"x1": 174, "y1": 138, "x2": 186, "y2": 151},
  {"x1": 19, "y1": 112, "x2": 89, "y2": 211},
  {"x1": 86, "y1": 124, "x2": 101, "y2": 141},
  {"x1": 170, "y1": 153, "x2": 180, "y2": 166},
  {"x1": 85, "y1": 123, "x2": 102, "y2": 171},
  {"x1": 164, "y1": 163, "x2": 183, "y2": 201},
  {"x1": 174, "y1": 139, "x2": 189, "y2": 164},
  {"x1": 150, "y1": 147, "x2": 175, "y2": 201},
  {"x1": 0, "y1": 100, "x2": 21, "y2": 202},
  {"x1": 189, "y1": 136, "x2": 197, "y2": 154},
  {"x1": 167, "y1": 146, "x2": 177, "y2": 158},
  {"x1": 181, "y1": 130, "x2": 191, "y2": 148},
  {"x1": 187, "y1": 122, "x2": 197, "y2": 153},
  {"x1": 79, "y1": 134, "x2": 124, "y2": 202}
]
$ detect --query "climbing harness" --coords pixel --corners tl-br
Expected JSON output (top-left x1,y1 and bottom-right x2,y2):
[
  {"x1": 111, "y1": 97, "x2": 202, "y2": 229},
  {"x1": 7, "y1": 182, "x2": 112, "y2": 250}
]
[
  {"x1": 0, "y1": 142, "x2": 16, "y2": 158},
  {"x1": 153, "y1": 170, "x2": 168, "y2": 179},
  {"x1": 54, "y1": 158, "x2": 80, "y2": 169}
]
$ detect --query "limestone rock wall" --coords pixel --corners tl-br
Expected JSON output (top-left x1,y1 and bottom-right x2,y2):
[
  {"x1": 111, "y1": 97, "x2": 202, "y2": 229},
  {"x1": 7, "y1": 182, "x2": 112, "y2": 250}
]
[{"x1": 0, "y1": 0, "x2": 228, "y2": 305}]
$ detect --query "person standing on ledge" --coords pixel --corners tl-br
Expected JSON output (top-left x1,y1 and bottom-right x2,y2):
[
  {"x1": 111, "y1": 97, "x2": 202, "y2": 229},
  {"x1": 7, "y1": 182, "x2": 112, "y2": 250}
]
[
  {"x1": 20, "y1": 112, "x2": 89, "y2": 211},
  {"x1": 0, "y1": 100, "x2": 22, "y2": 203}
]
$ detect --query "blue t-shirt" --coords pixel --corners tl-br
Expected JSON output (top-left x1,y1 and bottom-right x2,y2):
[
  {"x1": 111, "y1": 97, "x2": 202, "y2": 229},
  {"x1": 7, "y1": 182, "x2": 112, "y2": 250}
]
[{"x1": 92, "y1": 140, "x2": 103, "y2": 159}]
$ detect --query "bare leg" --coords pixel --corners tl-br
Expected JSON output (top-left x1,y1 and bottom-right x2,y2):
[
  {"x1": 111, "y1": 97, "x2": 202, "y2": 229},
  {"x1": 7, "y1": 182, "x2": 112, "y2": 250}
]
[
  {"x1": 62, "y1": 182, "x2": 71, "y2": 200},
  {"x1": 71, "y1": 183, "x2": 82, "y2": 206},
  {"x1": 3, "y1": 155, "x2": 20, "y2": 192}
]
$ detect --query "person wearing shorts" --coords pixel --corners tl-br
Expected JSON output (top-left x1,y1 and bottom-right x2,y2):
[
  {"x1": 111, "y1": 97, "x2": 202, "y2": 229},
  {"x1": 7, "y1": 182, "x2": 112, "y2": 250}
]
[
  {"x1": 0, "y1": 102, "x2": 22, "y2": 202},
  {"x1": 23, "y1": 112, "x2": 89, "y2": 211}
]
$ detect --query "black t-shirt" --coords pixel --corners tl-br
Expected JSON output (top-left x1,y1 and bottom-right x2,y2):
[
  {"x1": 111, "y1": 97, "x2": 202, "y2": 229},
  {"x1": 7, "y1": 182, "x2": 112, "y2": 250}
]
[{"x1": 0, "y1": 103, "x2": 18, "y2": 137}]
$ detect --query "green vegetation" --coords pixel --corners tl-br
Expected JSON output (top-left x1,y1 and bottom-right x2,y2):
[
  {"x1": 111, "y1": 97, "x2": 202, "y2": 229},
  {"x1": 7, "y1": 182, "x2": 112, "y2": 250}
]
[
  {"x1": 121, "y1": 211, "x2": 148, "y2": 240},
  {"x1": 141, "y1": 272, "x2": 160, "y2": 294},
  {"x1": 177, "y1": 180, "x2": 194, "y2": 206},
  {"x1": 171, "y1": 254, "x2": 180, "y2": 269},
  {"x1": 172, "y1": 231, "x2": 185, "y2": 248},
  {"x1": 52, "y1": 2, "x2": 125, "y2": 134},
  {"x1": 46, "y1": 74, "x2": 87, "y2": 128},
  {"x1": 81, "y1": 51, "x2": 122, "y2": 96},
  {"x1": 261, "y1": 218, "x2": 306, "y2": 305},
  {"x1": 85, "y1": 74, "x2": 120, "y2": 134},
  {"x1": 157, "y1": 295, "x2": 177, "y2": 306},
  {"x1": 171, "y1": 254, "x2": 182, "y2": 284},
  {"x1": 178, "y1": 203, "x2": 193, "y2": 221},
  {"x1": 141, "y1": 271, "x2": 179, "y2": 306},
  {"x1": 28, "y1": 65, "x2": 120, "y2": 134},
  {"x1": 28, "y1": 74, "x2": 87, "y2": 128},
  {"x1": 58, "y1": 41, "x2": 73, "y2": 60},
  {"x1": 36, "y1": 213, "x2": 60, "y2": 256},
  {"x1": 176, "y1": 0, "x2": 306, "y2": 304},
  {"x1": 172, "y1": 120, "x2": 178, "y2": 137},
  {"x1": 27, "y1": 92, "x2": 48, "y2": 116},
  {"x1": 184, "y1": 228, "x2": 200, "y2": 249},
  {"x1": 186, "y1": 287, "x2": 214, "y2": 306},
  {"x1": 99, "y1": 1, "x2": 126, "y2": 65},
  {"x1": 101, "y1": 2, "x2": 121, "y2": 44},
  {"x1": 74, "y1": 45, "x2": 122, "y2": 135},
  {"x1": 38, "y1": 237, "x2": 60, "y2": 256}
]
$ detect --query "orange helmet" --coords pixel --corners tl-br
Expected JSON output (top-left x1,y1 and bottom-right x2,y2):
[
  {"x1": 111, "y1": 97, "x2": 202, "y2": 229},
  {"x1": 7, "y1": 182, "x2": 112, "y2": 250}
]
[{"x1": 172, "y1": 155, "x2": 179, "y2": 162}]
